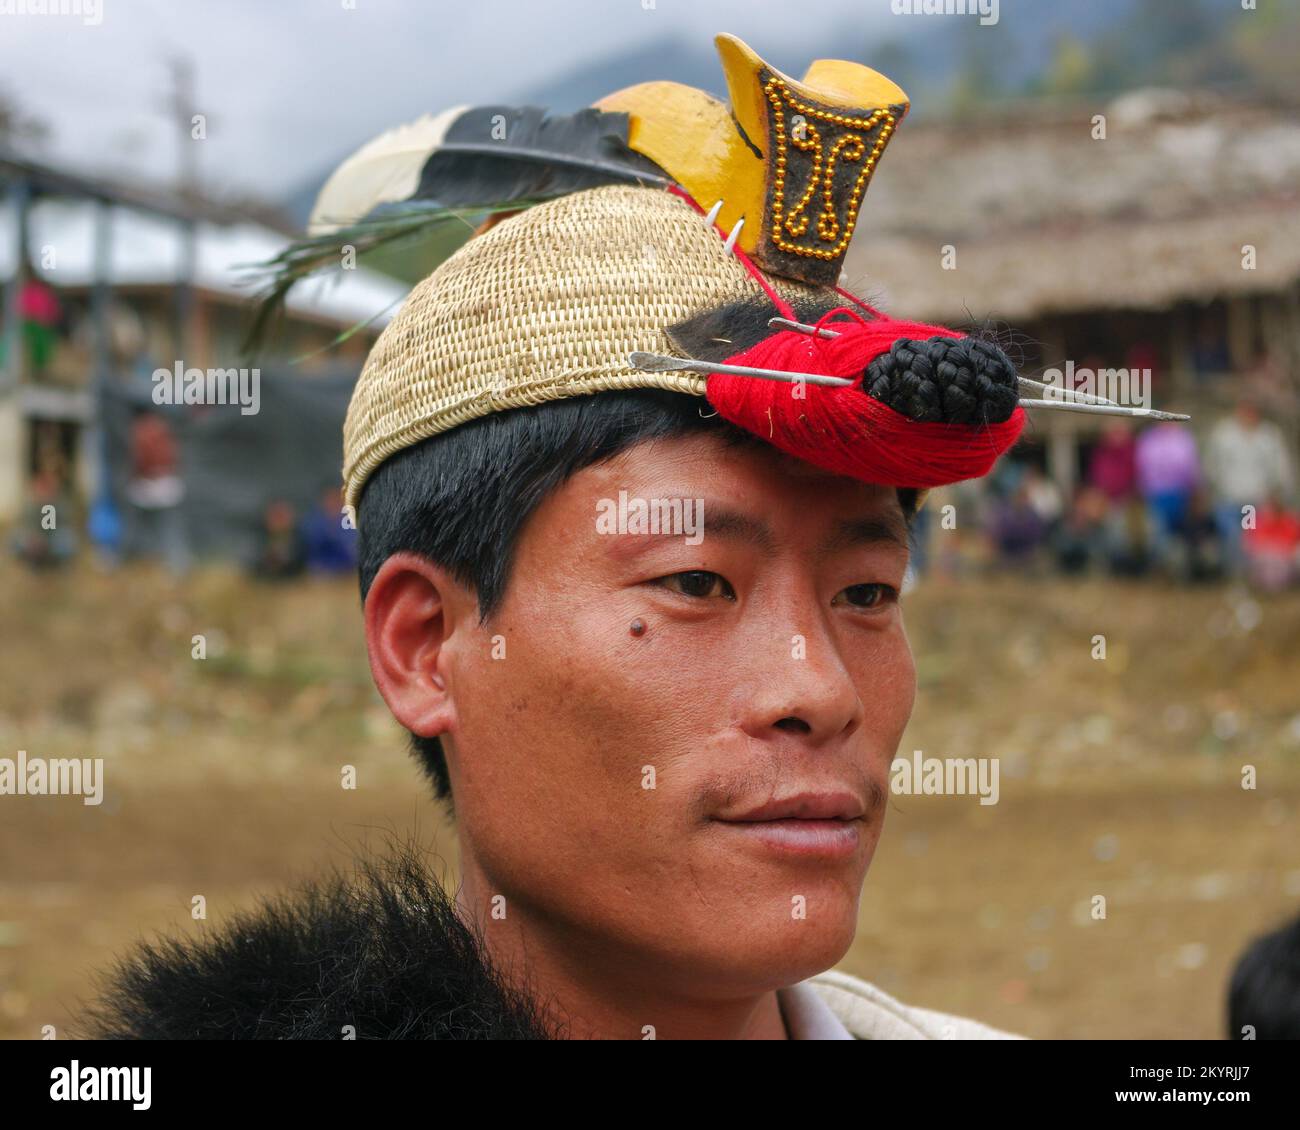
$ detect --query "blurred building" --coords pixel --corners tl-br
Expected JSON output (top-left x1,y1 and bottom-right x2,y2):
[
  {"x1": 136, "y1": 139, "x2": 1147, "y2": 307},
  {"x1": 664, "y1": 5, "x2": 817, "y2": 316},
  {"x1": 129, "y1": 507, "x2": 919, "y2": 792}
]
[
  {"x1": 849, "y1": 89, "x2": 1300, "y2": 489},
  {"x1": 0, "y1": 153, "x2": 407, "y2": 529}
]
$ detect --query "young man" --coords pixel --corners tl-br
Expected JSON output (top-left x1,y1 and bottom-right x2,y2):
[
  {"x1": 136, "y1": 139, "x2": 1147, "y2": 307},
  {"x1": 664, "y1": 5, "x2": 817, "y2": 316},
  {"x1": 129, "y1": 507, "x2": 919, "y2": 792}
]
[{"x1": 93, "y1": 33, "x2": 1170, "y2": 1040}]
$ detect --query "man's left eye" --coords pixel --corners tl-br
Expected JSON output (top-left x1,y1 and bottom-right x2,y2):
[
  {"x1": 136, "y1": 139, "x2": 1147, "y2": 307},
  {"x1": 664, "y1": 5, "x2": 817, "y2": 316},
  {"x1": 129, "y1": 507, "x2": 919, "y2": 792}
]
[{"x1": 833, "y1": 583, "x2": 897, "y2": 609}]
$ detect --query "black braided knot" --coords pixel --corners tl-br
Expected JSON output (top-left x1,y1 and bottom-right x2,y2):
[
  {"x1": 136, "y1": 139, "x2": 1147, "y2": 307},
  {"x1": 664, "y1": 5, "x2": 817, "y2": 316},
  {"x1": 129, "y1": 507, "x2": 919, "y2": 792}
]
[{"x1": 862, "y1": 336, "x2": 1019, "y2": 424}]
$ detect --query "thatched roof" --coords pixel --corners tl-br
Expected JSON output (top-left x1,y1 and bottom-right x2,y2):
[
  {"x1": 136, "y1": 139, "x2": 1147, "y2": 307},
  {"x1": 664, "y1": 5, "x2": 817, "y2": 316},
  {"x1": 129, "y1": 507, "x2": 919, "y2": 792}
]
[{"x1": 843, "y1": 91, "x2": 1300, "y2": 323}]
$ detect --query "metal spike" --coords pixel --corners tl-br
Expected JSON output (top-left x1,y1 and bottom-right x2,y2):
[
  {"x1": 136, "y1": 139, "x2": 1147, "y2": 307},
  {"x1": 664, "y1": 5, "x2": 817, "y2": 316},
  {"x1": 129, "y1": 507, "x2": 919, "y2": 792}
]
[
  {"x1": 1019, "y1": 376, "x2": 1117, "y2": 406},
  {"x1": 704, "y1": 200, "x2": 724, "y2": 227},
  {"x1": 631, "y1": 354, "x2": 1190, "y2": 418},
  {"x1": 767, "y1": 317, "x2": 1119, "y2": 406},
  {"x1": 722, "y1": 217, "x2": 745, "y2": 254},
  {"x1": 769, "y1": 316, "x2": 838, "y2": 339},
  {"x1": 628, "y1": 351, "x2": 855, "y2": 388},
  {"x1": 1019, "y1": 399, "x2": 1190, "y2": 421}
]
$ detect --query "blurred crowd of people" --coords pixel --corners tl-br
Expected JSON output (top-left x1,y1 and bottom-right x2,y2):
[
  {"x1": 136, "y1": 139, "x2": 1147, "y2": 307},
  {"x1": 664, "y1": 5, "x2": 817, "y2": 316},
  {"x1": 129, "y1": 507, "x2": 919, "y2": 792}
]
[
  {"x1": 9, "y1": 407, "x2": 357, "y2": 580},
  {"x1": 913, "y1": 399, "x2": 1299, "y2": 590},
  {"x1": 249, "y1": 486, "x2": 358, "y2": 581}
]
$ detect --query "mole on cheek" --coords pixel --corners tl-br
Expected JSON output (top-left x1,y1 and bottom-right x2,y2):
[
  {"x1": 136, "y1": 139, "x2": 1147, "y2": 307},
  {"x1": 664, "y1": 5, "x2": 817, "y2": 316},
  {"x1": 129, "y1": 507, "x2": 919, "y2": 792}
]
[{"x1": 629, "y1": 618, "x2": 646, "y2": 637}]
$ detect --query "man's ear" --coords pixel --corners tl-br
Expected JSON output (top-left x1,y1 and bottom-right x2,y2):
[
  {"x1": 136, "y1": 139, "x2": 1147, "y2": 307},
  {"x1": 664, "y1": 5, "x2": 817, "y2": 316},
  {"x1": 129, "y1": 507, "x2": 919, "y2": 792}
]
[{"x1": 363, "y1": 552, "x2": 472, "y2": 739}]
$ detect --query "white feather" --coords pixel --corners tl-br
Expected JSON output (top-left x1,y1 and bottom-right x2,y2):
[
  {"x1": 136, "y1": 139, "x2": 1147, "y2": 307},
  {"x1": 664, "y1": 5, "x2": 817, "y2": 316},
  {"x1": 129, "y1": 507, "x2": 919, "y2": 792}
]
[{"x1": 308, "y1": 105, "x2": 469, "y2": 236}]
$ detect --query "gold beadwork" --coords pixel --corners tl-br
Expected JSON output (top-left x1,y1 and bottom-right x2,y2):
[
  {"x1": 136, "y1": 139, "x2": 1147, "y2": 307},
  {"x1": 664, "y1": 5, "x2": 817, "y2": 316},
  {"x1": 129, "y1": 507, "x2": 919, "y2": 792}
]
[{"x1": 762, "y1": 75, "x2": 896, "y2": 264}]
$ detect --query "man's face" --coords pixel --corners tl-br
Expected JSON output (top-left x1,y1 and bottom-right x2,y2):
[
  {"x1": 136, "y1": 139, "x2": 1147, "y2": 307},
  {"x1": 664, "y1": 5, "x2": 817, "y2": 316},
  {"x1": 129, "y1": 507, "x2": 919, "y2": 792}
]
[{"x1": 442, "y1": 432, "x2": 916, "y2": 997}]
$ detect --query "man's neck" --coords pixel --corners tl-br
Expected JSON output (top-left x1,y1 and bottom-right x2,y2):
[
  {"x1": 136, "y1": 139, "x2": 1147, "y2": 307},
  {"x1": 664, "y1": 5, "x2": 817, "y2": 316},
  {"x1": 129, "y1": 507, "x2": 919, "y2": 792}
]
[{"x1": 454, "y1": 871, "x2": 790, "y2": 1040}]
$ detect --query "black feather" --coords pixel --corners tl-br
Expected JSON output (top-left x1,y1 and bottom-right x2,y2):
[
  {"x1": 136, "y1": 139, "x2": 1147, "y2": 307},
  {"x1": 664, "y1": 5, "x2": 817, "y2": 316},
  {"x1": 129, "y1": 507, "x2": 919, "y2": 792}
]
[{"x1": 411, "y1": 105, "x2": 669, "y2": 209}]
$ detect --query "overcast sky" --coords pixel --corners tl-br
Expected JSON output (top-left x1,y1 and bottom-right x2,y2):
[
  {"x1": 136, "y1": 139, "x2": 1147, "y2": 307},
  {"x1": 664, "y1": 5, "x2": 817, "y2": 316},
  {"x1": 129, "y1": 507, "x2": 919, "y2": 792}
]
[{"x1": 2, "y1": 0, "x2": 910, "y2": 203}]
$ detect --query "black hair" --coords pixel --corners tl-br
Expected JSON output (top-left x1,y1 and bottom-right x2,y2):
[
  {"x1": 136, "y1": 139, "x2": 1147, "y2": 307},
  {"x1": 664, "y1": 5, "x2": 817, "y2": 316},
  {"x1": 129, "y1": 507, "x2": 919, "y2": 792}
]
[
  {"x1": 358, "y1": 388, "x2": 918, "y2": 806},
  {"x1": 1227, "y1": 912, "x2": 1300, "y2": 1040}
]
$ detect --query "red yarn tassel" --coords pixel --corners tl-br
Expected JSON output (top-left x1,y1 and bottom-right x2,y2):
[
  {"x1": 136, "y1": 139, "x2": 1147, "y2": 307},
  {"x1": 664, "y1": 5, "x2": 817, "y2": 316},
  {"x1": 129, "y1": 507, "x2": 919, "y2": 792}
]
[{"x1": 704, "y1": 311, "x2": 1026, "y2": 489}]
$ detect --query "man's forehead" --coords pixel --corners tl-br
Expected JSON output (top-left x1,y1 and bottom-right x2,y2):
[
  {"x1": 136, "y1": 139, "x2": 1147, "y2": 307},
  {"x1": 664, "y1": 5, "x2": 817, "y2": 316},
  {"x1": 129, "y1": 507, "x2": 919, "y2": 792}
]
[
  {"x1": 591, "y1": 430, "x2": 901, "y2": 502},
  {"x1": 558, "y1": 431, "x2": 908, "y2": 543}
]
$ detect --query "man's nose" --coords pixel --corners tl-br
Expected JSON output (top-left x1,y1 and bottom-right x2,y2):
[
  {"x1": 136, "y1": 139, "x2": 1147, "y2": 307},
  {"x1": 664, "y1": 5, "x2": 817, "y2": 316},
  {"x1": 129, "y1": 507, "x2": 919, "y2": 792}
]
[{"x1": 736, "y1": 618, "x2": 866, "y2": 745}]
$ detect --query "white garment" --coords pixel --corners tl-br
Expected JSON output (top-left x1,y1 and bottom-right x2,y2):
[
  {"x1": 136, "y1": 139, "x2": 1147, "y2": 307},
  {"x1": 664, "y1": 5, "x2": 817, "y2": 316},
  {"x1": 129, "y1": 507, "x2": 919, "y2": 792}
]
[
  {"x1": 126, "y1": 474, "x2": 184, "y2": 509},
  {"x1": 778, "y1": 980, "x2": 856, "y2": 1040},
  {"x1": 782, "y1": 969, "x2": 1025, "y2": 1040},
  {"x1": 1206, "y1": 418, "x2": 1294, "y2": 504}
]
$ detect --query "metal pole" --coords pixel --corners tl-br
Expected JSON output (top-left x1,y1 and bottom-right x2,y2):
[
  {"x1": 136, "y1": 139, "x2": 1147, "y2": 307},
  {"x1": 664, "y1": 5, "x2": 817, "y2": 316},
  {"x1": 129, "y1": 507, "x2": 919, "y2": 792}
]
[
  {"x1": 2, "y1": 176, "x2": 31, "y2": 393},
  {"x1": 175, "y1": 216, "x2": 196, "y2": 362},
  {"x1": 90, "y1": 197, "x2": 114, "y2": 507}
]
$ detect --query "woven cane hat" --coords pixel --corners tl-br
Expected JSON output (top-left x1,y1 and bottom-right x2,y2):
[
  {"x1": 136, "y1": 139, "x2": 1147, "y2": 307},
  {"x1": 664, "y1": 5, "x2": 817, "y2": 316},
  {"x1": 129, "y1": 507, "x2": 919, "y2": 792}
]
[{"x1": 341, "y1": 184, "x2": 823, "y2": 512}]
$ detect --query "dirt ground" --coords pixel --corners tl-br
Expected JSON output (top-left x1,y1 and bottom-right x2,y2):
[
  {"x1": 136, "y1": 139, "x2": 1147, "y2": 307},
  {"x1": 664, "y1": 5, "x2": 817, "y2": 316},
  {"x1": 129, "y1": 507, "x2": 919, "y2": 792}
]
[{"x1": 1, "y1": 558, "x2": 1297, "y2": 1040}]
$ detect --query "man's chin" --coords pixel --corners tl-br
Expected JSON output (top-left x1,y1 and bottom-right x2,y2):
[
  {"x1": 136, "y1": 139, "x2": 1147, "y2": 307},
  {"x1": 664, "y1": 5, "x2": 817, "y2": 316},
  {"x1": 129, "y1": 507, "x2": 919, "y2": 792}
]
[
  {"x1": 667, "y1": 887, "x2": 862, "y2": 997},
  {"x1": 687, "y1": 920, "x2": 860, "y2": 1000}
]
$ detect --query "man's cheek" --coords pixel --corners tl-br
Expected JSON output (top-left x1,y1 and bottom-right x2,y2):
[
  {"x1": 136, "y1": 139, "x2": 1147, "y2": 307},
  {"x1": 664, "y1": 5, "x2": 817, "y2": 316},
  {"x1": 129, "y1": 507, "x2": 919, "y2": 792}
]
[
  {"x1": 872, "y1": 627, "x2": 917, "y2": 728},
  {"x1": 458, "y1": 634, "x2": 654, "y2": 796},
  {"x1": 842, "y1": 630, "x2": 916, "y2": 779},
  {"x1": 892, "y1": 643, "x2": 918, "y2": 731}
]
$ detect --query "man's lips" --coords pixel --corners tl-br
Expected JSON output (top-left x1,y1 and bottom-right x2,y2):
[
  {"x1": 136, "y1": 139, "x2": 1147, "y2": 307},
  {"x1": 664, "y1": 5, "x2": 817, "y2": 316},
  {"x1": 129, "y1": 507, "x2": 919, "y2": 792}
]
[
  {"x1": 716, "y1": 791, "x2": 866, "y2": 823},
  {"x1": 711, "y1": 792, "x2": 867, "y2": 859}
]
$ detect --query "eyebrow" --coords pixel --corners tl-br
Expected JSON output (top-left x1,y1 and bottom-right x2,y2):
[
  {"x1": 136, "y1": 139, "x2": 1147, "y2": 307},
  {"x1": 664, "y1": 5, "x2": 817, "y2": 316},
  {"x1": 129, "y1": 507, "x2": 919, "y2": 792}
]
[
  {"x1": 822, "y1": 513, "x2": 911, "y2": 554},
  {"x1": 700, "y1": 506, "x2": 778, "y2": 552},
  {"x1": 615, "y1": 503, "x2": 909, "y2": 555}
]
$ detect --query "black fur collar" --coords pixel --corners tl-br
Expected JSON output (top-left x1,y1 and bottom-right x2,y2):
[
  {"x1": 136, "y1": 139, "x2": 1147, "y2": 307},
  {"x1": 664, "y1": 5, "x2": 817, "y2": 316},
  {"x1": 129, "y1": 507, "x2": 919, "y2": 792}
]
[{"x1": 82, "y1": 843, "x2": 554, "y2": 1040}]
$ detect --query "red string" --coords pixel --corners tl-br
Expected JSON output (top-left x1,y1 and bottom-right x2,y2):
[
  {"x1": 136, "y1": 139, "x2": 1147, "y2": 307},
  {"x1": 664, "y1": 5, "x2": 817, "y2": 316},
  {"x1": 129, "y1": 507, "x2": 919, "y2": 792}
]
[
  {"x1": 833, "y1": 284, "x2": 884, "y2": 320},
  {"x1": 705, "y1": 317, "x2": 1025, "y2": 489}
]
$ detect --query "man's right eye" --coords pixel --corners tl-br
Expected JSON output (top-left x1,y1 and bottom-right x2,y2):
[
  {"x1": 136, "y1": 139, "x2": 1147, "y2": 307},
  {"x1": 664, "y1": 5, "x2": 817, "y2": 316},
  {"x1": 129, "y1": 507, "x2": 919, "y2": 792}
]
[{"x1": 654, "y1": 570, "x2": 737, "y2": 600}]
